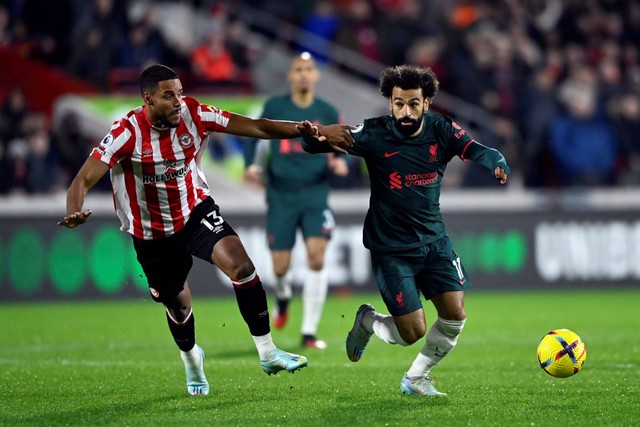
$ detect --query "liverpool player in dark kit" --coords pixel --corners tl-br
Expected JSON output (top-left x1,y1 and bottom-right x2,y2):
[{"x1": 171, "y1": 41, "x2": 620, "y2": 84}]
[
  {"x1": 301, "y1": 64, "x2": 510, "y2": 396},
  {"x1": 245, "y1": 53, "x2": 348, "y2": 349},
  {"x1": 58, "y1": 64, "x2": 353, "y2": 396}
]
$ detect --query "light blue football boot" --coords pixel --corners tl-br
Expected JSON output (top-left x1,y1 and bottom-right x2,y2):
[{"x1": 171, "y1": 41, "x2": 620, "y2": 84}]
[
  {"x1": 181, "y1": 344, "x2": 210, "y2": 396},
  {"x1": 260, "y1": 349, "x2": 308, "y2": 375},
  {"x1": 400, "y1": 373, "x2": 447, "y2": 396}
]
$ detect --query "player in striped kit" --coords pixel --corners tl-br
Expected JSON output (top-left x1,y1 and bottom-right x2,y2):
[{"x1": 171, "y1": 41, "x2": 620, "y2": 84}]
[{"x1": 58, "y1": 64, "x2": 353, "y2": 396}]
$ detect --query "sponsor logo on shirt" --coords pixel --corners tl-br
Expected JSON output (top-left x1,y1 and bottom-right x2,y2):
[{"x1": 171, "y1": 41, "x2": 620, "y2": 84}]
[
  {"x1": 452, "y1": 121, "x2": 466, "y2": 139},
  {"x1": 389, "y1": 171, "x2": 439, "y2": 189},
  {"x1": 163, "y1": 159, "x2": 178, "y2": 172},
  {"x1": 143, "y1": 163, "x2": 191, "y2": 184},
  {"x1": 405, "y1": 172, "x2": 438, "y2": 187},
  {"x1": 279, "y1": 139, "x2": 305, "y2": 154},
  {"x1": 389, "y1": 171, "x2": 402, "y2": 189}
]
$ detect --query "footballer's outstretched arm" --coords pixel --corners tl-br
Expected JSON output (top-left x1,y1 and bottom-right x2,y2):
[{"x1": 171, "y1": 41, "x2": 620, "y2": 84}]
[
  {"x1": 225, "y1": 112, "x2": 302, "y2": 139},
  {"x1": 58, "y1": 156, "x2": 110, "y2": 228},
  {"x1": 462, "y1": 142, "x2": 510, "y2": 185}
]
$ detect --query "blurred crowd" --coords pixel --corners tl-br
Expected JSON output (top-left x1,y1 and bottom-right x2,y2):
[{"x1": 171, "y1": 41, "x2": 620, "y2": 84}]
[
  {"x1": 289, "y1": 0, "x2": 640, "y2": 188},
  {"x1": 1, "y1": 0, "x2": 640, "y2": 194}
]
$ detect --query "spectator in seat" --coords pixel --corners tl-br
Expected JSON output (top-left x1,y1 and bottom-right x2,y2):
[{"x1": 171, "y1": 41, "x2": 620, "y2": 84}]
[
  {"x1": 67, "y1": 26, "x2": 112, "y2": 89},
  {"x1": 548, "y1": 78, "x2": 618, "y2": 186},
  {"x1": 190, "y1": 22, "x2": 236, "y2": 82},
  {"x1": 26, "y1": 129, "x2": 59, "y2": 193},
  {"x1": 113, "y1": 19, "x2": 166, "y2": 69},
  {"x1": 609, "y1": 94, "x2": 640, "y2": 186}
]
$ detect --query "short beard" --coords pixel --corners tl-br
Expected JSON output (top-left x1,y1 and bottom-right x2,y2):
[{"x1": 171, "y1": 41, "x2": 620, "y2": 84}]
[
  {"x1": 393, "y1": 115, "x2": 423, "y2": 136},
  {"x1": 157, "y1": 116, "x2": 180, "y2": 129}
]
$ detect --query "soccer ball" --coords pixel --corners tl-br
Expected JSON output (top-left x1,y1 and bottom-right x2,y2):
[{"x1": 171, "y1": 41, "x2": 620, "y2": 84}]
[{"x1": 536, "y1": 329, "x2": 587, "y2": 378}]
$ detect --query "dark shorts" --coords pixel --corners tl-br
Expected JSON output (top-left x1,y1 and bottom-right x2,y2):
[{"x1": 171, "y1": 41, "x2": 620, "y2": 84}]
[
  {"x1": 132, "y1": 197, "x2": 237, "y2": 303},
  {"x1": 370, "y1": 235, "x2": 471, "y2": 317},
  {"x1": 266, "y1": 191, "x2": 334, "y2": 250}
]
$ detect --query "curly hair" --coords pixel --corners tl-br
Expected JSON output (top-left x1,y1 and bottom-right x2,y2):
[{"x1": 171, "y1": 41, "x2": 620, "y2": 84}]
[
  {"x1": 379, "y1": 65, "x2": 439, "y2": 100},
  {"x1": 140, "y1": 64, "x2": 179, "y2": 95}
]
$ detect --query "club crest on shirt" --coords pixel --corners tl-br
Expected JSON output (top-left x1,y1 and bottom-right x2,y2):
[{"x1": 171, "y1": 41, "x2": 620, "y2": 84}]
[
  {"x1": 429, "y1": 143, "x2": 439, "y2": 162},
  {"x1": 100, "y1": 133, "x2": 114, "y2": 147},
  {"x1": 178, "y1": 133, "x2": 193, "y2": 147}
]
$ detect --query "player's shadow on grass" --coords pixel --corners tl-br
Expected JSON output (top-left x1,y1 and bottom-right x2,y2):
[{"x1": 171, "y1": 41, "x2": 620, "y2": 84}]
[
  {"x1": 303, "y1": 388, "x2": 451, "y2": 424},
  {"x1": 211, "y1": 347, "x2": 261, "y2": 359},
  {"x1": 11, "y1": 393, "x2": 214, "y2": 425}
]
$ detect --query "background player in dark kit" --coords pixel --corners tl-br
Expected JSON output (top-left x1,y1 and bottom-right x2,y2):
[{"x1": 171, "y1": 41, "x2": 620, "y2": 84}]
[{"x1": 245, "y1": 52, "x2": 348, "y2": 349}]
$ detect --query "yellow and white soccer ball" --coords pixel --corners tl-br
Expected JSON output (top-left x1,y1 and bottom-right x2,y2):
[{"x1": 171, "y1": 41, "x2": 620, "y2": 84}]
[{"x1": 537, "y1": 329, "x2": 587, "y2": 378}]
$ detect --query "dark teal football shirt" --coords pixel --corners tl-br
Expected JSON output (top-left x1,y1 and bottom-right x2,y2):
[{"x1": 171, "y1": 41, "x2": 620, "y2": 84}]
[
  {"x1": 255, "y1": 94, "x2": 340, "y2": 195},
  {"x1": 303, "y1": 112, "x2": 511, "y2": 252}
]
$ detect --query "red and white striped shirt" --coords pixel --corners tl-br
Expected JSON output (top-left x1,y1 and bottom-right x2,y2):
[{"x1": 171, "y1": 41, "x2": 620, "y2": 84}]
[{"x1": 91, "y1": 96, "x2": 230, "y2": 240}]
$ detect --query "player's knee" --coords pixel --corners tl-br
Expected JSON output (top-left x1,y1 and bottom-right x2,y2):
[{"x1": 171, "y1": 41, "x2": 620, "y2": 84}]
[
  {"x1": 398, "y1": 323, "x2": 426, "y2": 344},
  {"x1": 444, "y1": 308, "x2": 467, "y2": 322},
  {"x1": 307, "y1": 258, "x2": 324, "y2": 271},
  {"x1": 454, "y1": 312, "x2": 467, "y2": 322},
  {"x1": 306, "y1": 251, "x2": 324, "y2": 271},
  {"x1": 227, "y1": 261, "x2": 255, "y2": 281},
  {"x1": 165, "y1": 303, "x2": 192, "y2": 323},
  {"x1": 273, "y1": 265, "x2": 288, "y2": 277},
  {"x1": 437, "y1": 302, "x2": 467, "y2": 322}
]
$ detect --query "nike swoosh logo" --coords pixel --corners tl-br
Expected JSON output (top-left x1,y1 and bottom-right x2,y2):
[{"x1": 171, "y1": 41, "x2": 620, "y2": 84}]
[
  {"x1": 384, "y1": 151, "x2": 400, "y2": 157},
  {"x1": 434, "y1": 346, "x2": 448, "y2": 357}
]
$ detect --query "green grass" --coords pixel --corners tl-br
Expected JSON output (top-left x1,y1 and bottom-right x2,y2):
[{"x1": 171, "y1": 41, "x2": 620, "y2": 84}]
[{"x1": 1, "y1": 289, "x2": 639, "y2": 426}]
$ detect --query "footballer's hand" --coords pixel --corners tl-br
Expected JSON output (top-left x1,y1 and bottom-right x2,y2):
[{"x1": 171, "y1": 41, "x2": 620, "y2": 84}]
[
  {"x1": 298, "y1": 120, "x2": 320, "y2": 137},
  {"x1": 243, "y1": 165, "x2": 264, "y2": 186},
  {"x1": 298, "y1": 121, "x2": 354, "y2": 154},
  {"x1": 57, "y1": 210, "x2": 92, "y2": 228},
  {"x1": 495, "y1": 167, "x2": 509, "y2": 184},
  {"x1": 317, "y1": 124, "x2": 354, "y2": 154},
  {"x1": 328, "y1": 154, "x2": 349, "y2": 177}
]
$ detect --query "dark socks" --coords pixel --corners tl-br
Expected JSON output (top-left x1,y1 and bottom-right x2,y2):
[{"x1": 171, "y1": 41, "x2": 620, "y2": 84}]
[
  {"x1": 166, "y1": 310, "x2": 195, "y2": 352},
  {"x1": 277, "y1": 298, "x2": 290, "y2": 314},
  {"x1": 232, "y1": 274, "x2": 270, "y2": 336}
]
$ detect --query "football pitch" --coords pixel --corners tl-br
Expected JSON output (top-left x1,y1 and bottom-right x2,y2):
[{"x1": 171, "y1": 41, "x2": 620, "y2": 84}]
[{"x1": 1, "y1": 289, "x2": 638, "y2": 426}]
